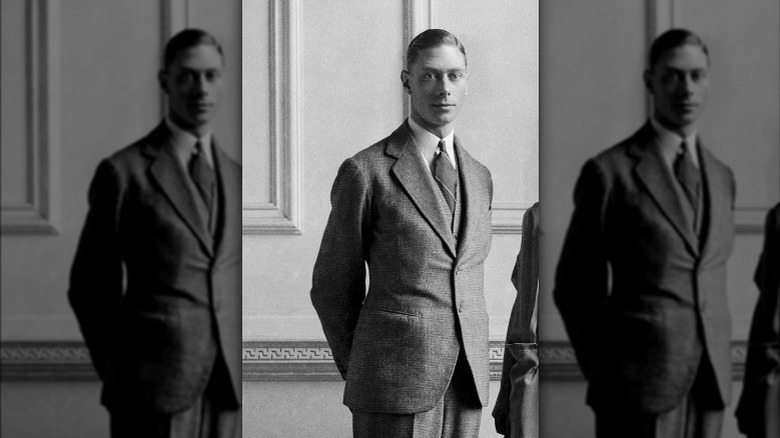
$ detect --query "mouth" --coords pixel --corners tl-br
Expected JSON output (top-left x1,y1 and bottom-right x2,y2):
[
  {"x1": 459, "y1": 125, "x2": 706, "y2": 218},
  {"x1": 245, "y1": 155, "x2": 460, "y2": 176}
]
[
  {"x1": 189, "y1": 102, "x2": 213, "y2": 112},
  {"x1": 675, "y1": 102, "x2": 697, "y2": 111},
  {"x1": 431, "y1": 103, "x2": 456, "y2": 110}
]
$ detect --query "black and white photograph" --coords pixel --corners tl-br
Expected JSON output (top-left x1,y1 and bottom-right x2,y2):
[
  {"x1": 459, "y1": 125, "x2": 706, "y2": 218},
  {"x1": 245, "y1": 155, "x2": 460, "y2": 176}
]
[
  {"x1": 539, "y1": 1, "x2": 779, "y2": 438},
  {"x1": 1, "y1": 1, "x2": 241, "y2": 436},
  {"x1": 240, "y1": 1, "x2": 537, "y2": 437},
  {"x1": 2, "y1": 1, "x2": 778, "y2": 438}
]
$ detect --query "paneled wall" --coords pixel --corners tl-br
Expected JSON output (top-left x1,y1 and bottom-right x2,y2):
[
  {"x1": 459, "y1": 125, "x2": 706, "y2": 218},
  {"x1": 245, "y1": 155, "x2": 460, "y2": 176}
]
[
  {"x1": 241, "y1": 1, "x2": 538, "y2": 436},
  {"x1": 7, "y1": 2, "x2": 770, "y2": 437},
  {"x1": 0, "y1": 1, "x2": 241, "y2": 436},
  {"x1": 539, "y1": 1, "x2": 779, "y2": 437}
]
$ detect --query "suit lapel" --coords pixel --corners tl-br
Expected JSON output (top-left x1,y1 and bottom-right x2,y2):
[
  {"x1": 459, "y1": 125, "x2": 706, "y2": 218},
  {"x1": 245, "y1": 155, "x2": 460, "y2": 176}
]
[
  {"x1": 697, "y1": 143, "x2": 730, "y2": 258},
  {"x1": 388, "y1": 123, "x2": 457, "y2": 257},
  {"x1": 453, "y1": 137, "x2": 484, "y2": 257},
  {"x1": 631, "y1": 123, "x2": 700, "y2": 257},
  {"x1": 212, "y1": 143, "x2": 240, "y2": 259},
  {"x1": 144, "y1": 123, "x2": 214, "y2": 256}
]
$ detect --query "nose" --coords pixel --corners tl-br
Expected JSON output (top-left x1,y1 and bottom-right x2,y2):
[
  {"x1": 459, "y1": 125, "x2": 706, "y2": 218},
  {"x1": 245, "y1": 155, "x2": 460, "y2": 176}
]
[
  {"x1": 679, "y1": 75, "x2": 694, "y2": 96},
  {"x1": 192, "y1": 74, "x2": 209, "y2": 96},
  {"x1": 437, "y1": 77, "x2": 451, "y2": 97}
]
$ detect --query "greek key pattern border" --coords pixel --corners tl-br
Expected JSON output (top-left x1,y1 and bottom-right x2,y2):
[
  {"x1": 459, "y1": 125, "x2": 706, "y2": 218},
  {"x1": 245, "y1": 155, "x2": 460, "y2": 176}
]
[
  {"x1": 1, "y1": 340, "x2": 747, "y2": 382},
  {"x1": 241, "y1": 343, "x2": 507, "y2": 362}
]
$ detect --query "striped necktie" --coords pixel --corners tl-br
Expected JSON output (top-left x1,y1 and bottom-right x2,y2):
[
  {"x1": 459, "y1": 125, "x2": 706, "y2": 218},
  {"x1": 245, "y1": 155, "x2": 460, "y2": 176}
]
[
  {"x1": 433, "y1": 140, "x2": 457, "y2": 213},
  {"x1": 189, "y1": 140, "x2": 215, "y2": 217},
  {"x1": 674, "y1": 141, "x2": 700, "y2": 227}
]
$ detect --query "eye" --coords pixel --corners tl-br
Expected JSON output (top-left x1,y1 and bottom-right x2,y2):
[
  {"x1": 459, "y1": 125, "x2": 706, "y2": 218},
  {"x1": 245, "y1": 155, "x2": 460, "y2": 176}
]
[
  {"x1": 421, "y1": 73, "x2": 436, "y2": 81},
  {"x1": 661, "y1": 72, "x2": 681, "y2": 84},
  {"x1": 177, "y1": 72, "x2": 196, "y2": 84},
  {"x1": 449, "y1": 72, "x2": 463, "y2": 81}
]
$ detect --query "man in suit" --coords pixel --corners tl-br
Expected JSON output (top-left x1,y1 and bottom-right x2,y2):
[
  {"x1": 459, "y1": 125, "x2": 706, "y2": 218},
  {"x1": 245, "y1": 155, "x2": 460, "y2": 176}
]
[
  {"x1": 493, "y1": 202, "x2": 539, "y2": 438},
  {"x1": 736, "y1": 203, "x2": 780, "y2": 438},
  {"x1": 311, "y1": 29, "x2": 494, "y2": 437},
  {"x1": 554, "y1": 29, "x2": 736, "y2": 438},
  {"x1": 68, "y1": 29, "x2": 241, "y2": 438}
]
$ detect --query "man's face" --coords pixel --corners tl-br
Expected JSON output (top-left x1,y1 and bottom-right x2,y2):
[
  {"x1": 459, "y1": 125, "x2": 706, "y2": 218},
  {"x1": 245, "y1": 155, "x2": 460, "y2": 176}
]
[
  {"x1": 402, "y1": 44, "x2": 468, "y2": 138},
  {"x1": 159, "y1": 44, "x2": 224, "y2": 136},
  {"x1": 645, "y1": 44, "x2": 710, "y2": 136}
]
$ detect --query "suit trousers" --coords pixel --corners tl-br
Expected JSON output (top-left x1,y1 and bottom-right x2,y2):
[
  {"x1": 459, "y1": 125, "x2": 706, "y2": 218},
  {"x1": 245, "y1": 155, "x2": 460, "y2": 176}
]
[
  {"x1": 595, "y1": 356, "x2": 723, "y2": 438},
  {"x1": 352, "y1": 351, "x2": 482, "y2": 438},
  {"x1": 109, "y1": 355, "x2": 239, "y2": 438}
]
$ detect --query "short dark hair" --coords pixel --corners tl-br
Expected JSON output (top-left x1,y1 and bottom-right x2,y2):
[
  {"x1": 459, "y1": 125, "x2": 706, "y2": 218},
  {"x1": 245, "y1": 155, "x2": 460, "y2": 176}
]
[
  {"x1": 163, "y1": 28, "x2": 224, "y2": 68},
  {"x1": 648, "y1": 28, "x2": 709, "y2": 68},
  {"x1": 406, "y1": 29, "x2": 467, "y2": 69}
]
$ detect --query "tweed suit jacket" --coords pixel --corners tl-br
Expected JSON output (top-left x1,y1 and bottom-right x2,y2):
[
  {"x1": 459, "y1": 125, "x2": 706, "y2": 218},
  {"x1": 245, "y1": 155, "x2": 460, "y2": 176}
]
[
  {"x1": 736, "y1": 203, "x2": 780, "y2": 437},
  {"x1": 554, "y1": 121, "x2": 736, "y2": 414},
  {"x1": 68, "y1": 122, "x2": 242, "y2": 414},
  {"x1": 311, "y1": 121, "x2": 494, "y2": 414}
]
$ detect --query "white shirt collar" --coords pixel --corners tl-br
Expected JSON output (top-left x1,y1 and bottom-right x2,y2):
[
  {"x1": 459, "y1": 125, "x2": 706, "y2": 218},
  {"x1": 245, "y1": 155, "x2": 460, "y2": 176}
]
[
  {"x1": 407, "y1": 117, "x2": 457, "y2": 169},
  {"x1": 165, "y1": 118, "x2": 214, "y2": 168},
  {"x1": 650, "y1": 117, "x2": 699, "y2": 169}
]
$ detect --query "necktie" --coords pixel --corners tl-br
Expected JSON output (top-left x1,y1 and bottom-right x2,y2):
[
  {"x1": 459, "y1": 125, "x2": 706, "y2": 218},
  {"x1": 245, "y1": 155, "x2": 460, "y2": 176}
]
[
  {"x1": 433, "y1": 140, "x2": 457, "y2": 213},
  {"x1": 189, "y1": 140, "x2": 215, "y2": 215},
  {"x1": 674, "y1": 141, "x2": 700, "y2": 223}
]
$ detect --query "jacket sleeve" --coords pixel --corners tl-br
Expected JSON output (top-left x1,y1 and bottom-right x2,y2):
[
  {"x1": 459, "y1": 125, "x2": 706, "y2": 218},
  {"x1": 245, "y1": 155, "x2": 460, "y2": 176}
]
[
  {"x1": 553, "y1": 159, "x2": 610, "y2": 381},
  {"x1": 310, "y1": 158, "x2": 372, "y2": 380},
  {"x1": 736, "y1": 204, "x2": 780, "y2": 435},
  {"x1": 493, "y1": 202, "x2": 540, "y2": 437},
  {"x1": 67, "y1": 159, "x2": 126, "y2": 380}
]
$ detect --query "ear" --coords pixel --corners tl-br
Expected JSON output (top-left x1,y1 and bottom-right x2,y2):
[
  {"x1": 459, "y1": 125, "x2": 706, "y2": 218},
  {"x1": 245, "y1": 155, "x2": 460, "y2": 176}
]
[
  {"x1": 642, "y1": 70, "x2": 653, "y2": 95},
  {"x1": 400, "y1": 70, "x2": 411, "y2": 94},
  {"x1": 158, "y1": 70, "x2": 169, "y2": 94}
]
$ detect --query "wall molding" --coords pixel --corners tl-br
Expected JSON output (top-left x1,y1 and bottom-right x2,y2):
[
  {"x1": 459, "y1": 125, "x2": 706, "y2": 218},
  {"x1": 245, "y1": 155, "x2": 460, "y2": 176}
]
[
  {"x1": 646, "y1": 0, "x2": 681, "y2": 42},
  {"x1": 0, "y1": 341, "x2": 94, "y2": 380},
  {"x1": 491, "y1": 203, "x2": 529, "y2": 234},
  {"x1": 242, "y1": 341, "x2": 506, "y2": 381},
  {"x1": 1, "y1": 340, "x2": 747, "y2": 382},
  {"x1": 401, "y1": 0, "x2": 436, "y2": 121},
  {"x1": 243, "y1": 0, "x2": 302, "y2": 235},
  {"x1": 644, "y1": 0, "x2": 680, "y2": 120},
  {"x1": 162, "y1": 0, "x2": 190, "y2": 37},
  {"x1": 1, "y1": 0, "x2": 59, "y2": 235},
  {"x1": 404, "y1": 0, "x2": 436, "y2": 45},
  {"x1": 735, "y1": 206, "x2": 771, "y2": 234},
  {"x1": 159, "y1": 0, "x2": 190, "y2": 116}
]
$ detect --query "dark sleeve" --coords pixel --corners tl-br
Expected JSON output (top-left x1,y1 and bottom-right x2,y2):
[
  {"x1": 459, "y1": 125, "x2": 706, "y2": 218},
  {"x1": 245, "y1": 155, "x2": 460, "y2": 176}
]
[
  {"x1": 736, "y1": 203, "x2": 780, "y2": 434},
  {"x1": 310, "y1": 158, "x2": 371, "y2": 380},
  {"x1": 553, "y1": 159, "x2": 611, "y2": 380},
  {"x1": 67, "y1": 159, "x2": 126, "y2": 380},
  {"x1": 747, "y1": 203, "x2": 780, "y2": 368},
  {"x1": 493, "y1": 202, "x2": 540, "y2": 436}
]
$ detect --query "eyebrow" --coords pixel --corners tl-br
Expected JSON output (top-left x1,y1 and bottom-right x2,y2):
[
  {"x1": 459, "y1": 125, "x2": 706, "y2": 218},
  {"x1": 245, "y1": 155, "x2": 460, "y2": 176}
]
[
  {"x1": 179, "y1": 67, "x2": 223, "y2": 73},
  {"x1": 663, "y1": 67, "x2": 708, "y2": 73},
  {"x1": 418, "y1": 67, "x2": 466, "y2": 73}
]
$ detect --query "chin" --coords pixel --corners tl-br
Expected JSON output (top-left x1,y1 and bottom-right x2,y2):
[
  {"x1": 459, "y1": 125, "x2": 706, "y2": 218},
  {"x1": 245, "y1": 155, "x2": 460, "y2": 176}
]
[
  {"x1": 432, "y1": 115, "x2": 456, "y2": 125},
  {"x1": 192, "y1": 114, "x2": 213, "y2": 126},
  {"x1": 677, "y1": 115, "x2": 698, "y2": 126}
]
